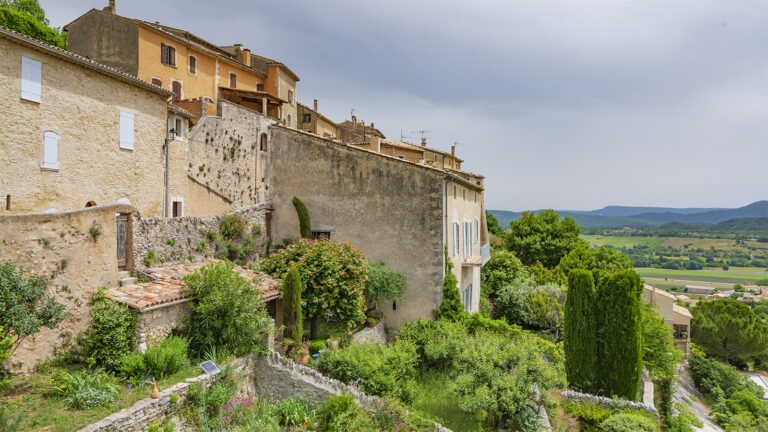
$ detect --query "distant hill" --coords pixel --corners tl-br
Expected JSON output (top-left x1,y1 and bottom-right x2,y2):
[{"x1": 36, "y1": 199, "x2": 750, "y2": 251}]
[
  {"x1": 489, "y1": 201, "x2": 768, "y2": 229},
  {"x1": 709, "y1": 217, "x2": 768, "y2": 232}
]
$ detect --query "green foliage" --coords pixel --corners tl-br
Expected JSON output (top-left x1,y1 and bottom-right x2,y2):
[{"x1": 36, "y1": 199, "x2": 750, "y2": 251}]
[
  {"x1": 119, "y1": 352, "x2": 146, "y2": 383},
  {"x1": 755, "y1": 278, "x2": 768, "y2": 287},
  {"x1": 506, "y1": 209, "x2": 585, "y2": 268},
  {"x1": 563, "y1": 400, "x2": 613, "y2": 431},
  {"x1": 558, "y1": 243, "x2": 633, "y2": 285},
  {"x1": 486, "y1": 211, "x2": 505, "y2": 238},
  {"x1": 315, "y1": 340, "x2": 418, "y2": 403},
  {"x1": 260, "y1": 238, "x2": 367, "y2": 338},
  {"x1": 215, "y1": 215, "x2": 262, "y2": 264},
  {"x1": 364, "y1": 261, "x2": 406, "y2": 306},
  {"x1": 595, "y1": 270, "x2": 643, "y2": 400},
  {"x1": 292, "y1": 196, "x2": 312, "y2": 238},
  {"x1": 308, "y1": 339, "x2": 326, "y2": 355},
  {"x1": 49, "y1": 369, "x2": 119, "y2": 410},
  {"x1": 691, "y1": 299, "x2": 768, "y2": 364},
  {"x1": 274, "y1": 397, "x2": 317, "y2": 427},
  {"x1": 0, "y1": 6, "x2": 65, "y2": 48},
  {"x1": 0, "y1": 261, "x2": 67, "y2": 364},
  {"x1": 397, "y1": 319, "x2": 469, "y2": 372},
  {"x1": 641, "y1": 303, "x2": 681, "y2": 423},
  {"x1": 143, "y1": 336, "x2": 188, "y2": 379},
  {"x1": 437, "y1": 246, "x2": 465, "y2": 321},
  {"x1": 144, "y1": 250, "x2": 156, "y2": 267},
  {"x1": 318, "y1": 393, "x2": 376, "y2": 432},
  {"x1": 219, "y1": 214, "x2": 246, "y2": 240},
  {"x1": 0, "y1": 0, "x2": 47, "y2": 23},
  {"x1": 79, "y1": 291, "x2": 137, "y2": 372},
  {"x1": 688, "y1": 346, "x2": 757, "y2": 398},
  {"x1": 183, "y1": 262, "x2": 271, "y2": 358},
  {"x1": 480, "y1": 249, "x2": 527, "y2": 300},
  {"x1": 0, "y1": 404, "x2": 23, "y2": 432},
  {"x1": 282, "y1": 266, "x2": 304, "y2": 344},
  {"x1": 564, "y1": 269, "x2": 598, "y2": 393},
  {"x1": 146, "y1": 417, "x2": 175, "y2": 432},
  {"x1": 600, "y1": 412, "x2": 660, "y2": 432},
  {"x1": 493, "y1": 276, "x2": 565, "y2": 337}
]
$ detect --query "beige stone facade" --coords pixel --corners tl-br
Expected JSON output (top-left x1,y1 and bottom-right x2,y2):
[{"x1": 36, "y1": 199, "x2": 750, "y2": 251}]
[
  {"x1": 0, "y1": 28, "x2": 172, "y2": 216},
  {"x1": 643, "y1": 284, "x2": 692, "y2": 356},
  {"x1": 297, "y1": 100, "x2": 338, "y2": 138}
]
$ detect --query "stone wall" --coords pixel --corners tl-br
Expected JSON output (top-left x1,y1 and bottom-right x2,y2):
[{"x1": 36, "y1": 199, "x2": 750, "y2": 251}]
[
  {"x1": 267, "y1": 126, "x2": 446, "y2": 329},
  {"x1": 136, "y1": 301, "x2": 192, "y2": 352},
  {"x1": 131, "y1": 203, "x2": 270, "y2": 271},
  {"x1": 0, "y1": 203, "x2": 135, "y2": 372},
  {"x1": 560, "y1": 389, "x2": 659, "y2": 415},
  {"x1": 187, "y1": 101, "x2": 274, "y2": 208}
]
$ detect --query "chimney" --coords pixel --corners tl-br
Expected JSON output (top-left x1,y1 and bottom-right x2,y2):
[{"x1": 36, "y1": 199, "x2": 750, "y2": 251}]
[
  {"x1": 314, "y1": 99, "x2": 318, "y2": 111},
  {"x1": 104, "y1": 0, "x2": 116, "y2": 13},
  {"x1": 352, "y1": 115, "x2": 357, "y2": 126},
  {"x1": 451, "y1": 144, "x2": 456, "y2": 157},
  {"x1": 421, "y1": 137, "x2": 427, "y2": 147},
  {"x1": 233, "y1": 44, "x2": 244, "y2": 62},
  {"x1": 242, "y1": 48, "x2": 251, "y2": 67},
  {"x1": 370, "y1": 122, "x2": 375, "y2": 128}
]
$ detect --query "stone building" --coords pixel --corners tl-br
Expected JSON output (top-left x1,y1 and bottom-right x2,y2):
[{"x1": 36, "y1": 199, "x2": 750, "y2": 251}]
[
  {"x1": 267, "y1": 126, "x2": 490, "y2": 328},
  {"x1": 643, "y1": 284, "x2": 692, "y2": 356},
  {"x1": 0, "y1": 26, "x2": 179, "y2": 216},
  {"x1": 64, "y1": 1, "x2": 299, "y2": 126},
  {"x1": 297, "y1": 100, "x2": 338, "y2": 139}
]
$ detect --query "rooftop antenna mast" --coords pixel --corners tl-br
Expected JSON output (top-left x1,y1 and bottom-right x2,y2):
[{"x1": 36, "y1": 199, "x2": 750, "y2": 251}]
[
  {"x1": 400, "y1": 130, "x2": 413, "y2": 141},
  {"x1": 411, "y1": 130, "x2": 432, "y2": 140}
]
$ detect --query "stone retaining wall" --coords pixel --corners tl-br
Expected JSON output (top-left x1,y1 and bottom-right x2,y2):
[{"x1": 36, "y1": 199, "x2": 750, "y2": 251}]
[
  {"x1": 561, "y1": 389, "x2": 659, "y2": 415},
  {"x1": 131, "y1": 203, "x2": 271, "y2": 271}
]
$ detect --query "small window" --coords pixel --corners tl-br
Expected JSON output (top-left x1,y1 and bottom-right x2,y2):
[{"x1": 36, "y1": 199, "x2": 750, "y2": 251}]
[
  {"x1": 311, "y1": 230, "x2": 331, "y2": 240},
  {"x1": 171, "y1": 81, "x2": 182, "y2": 102},
  {"x1": 172, "y1": 200, "x2": 183, "y2": 217},
  {"x1": 287, "y1": 89, "x2": 294, "y2": 105},
  {"x1": 464, "y1": 284, "x2": 473, "y2": 312},
  {"x1": 188, "y1": 55, "x2": 197, "y2": 74},
  {"x1": 287, "y1": 114, "x2": 291, "y2": 127},
  {"x1": 259, "y1": 132, "x2": 268, "y2": 151},
  {"x1": 151, "y1": 77, "x2": 162, "y2": 87},
  {"x1": 161, "y1": 43, "x2": 176, "y2": 66},
  {"x1": 303, "y1": 113, "x2": 311, "y2": 123},
  {"x1": 41, "y1": 131, "x2": 59, "y2": 169},
  {"x1": 174, "y1": 117, "x2": 183, "y2": 140},
  {"x1": 474, "y1": 219, "x2": 479, "y2": 244},
  {"x1": 119, "y1": 111, "x2": 135, "y2": 150},
  {"x1": 452, "y1": 222, "x2": 460, "y2": 257},
  {"x1": 256, "y1": 83, "x2": 264, "y2": 91},
  {"x1": 21, "y1": 56, "x2": 42, "y2": 102},
  {"x1": 229, "y1": 73, "x2": 237, "y2": 88}
]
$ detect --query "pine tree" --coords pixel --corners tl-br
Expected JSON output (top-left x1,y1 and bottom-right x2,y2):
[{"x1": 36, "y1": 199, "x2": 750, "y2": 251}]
[
  {"x1": 292, "y1": 196, "x2": 311, "y2": 238},
  {"x1": 282, "y1": 266, "x2": 304, "y2": 344},
  {"x1": 564, "y1": 269, "x2": 597, "y2": 393},
  {"x1": 438, "y1": 246, "x2": 465, "y2": 320},
  {"x1": 595, "y1": 270, "x2": 643, "y2": 399}
]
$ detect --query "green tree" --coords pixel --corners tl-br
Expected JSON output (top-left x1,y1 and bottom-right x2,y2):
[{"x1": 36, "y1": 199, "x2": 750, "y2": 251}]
[
  {"x1": 282, "y1": 266, "x2": 303, "y2": 346},
  {"x1": 641, "y1": 302, "x2": 681, "y2": 423},
  {"x1": 493, "y1": 276, "x2": 565, "y2": 338},
  {"x1": 596, "y1": 270, "x2": 643, "y2": 400},
  {"x1": 558, "y1": 243, "x2": 633, "y2": 284},
  {"x1": 183, "y1": 261, "x2": 271, "y2": 357},
  {"x1": 437, "y1": 246, "x2": 464, "y2": 321},
  {"x1": 0, "y1": 1, "x2": 65, "y2": 48},
  {"x1": 260, "y1": 238, "x2": 367, "y2": 339},
  {"x1": 0, "y1": 262, "x2": 67, "y2": 365},
  {"x1": 364, "y1": 261, "x2": 405, "y2": 309},
  {"x1": 691, "y1": 299, "x2": 768, "y2": 365},
  {"x1": 292, "y1": 196, "x2": 312, "y2": 238},
  {"x1": 79, "y1": 291, "x2": 136, "y2": 372},
  {"x1": 486, "y1": 211, "x2": 505, "y2": 237},
  {"x1": 506, "y1": 209, "x2": 585, "y2": 268},
  {"x1": 481, "y1": 250, "x2": 527, "y2": 298},
  {"x1": 564, "y1": 269, "x2": 597, "y2": 393}
]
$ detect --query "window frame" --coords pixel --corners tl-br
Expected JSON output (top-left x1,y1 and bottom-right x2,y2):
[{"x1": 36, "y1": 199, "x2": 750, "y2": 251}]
[
  {"x1": 453, "y1": 222, "x2": 460, "y2": 257},
  {"x1": 161, "y1": 43, "x2": 176, "y2": 67},
  {"x1": 119, "y1": 110, "x2": 135, "y2": 150},
  {"x1": 41, "y1": 131, "x2": 59, "y2": 170},
  {"x1": 229, "y1": 73, "x2": 237, "y2": 88},
  {"x1": 21, "y1": 56, "x2": 42, "y2": 103},
  {"x1": 188, "y1": 55, "x2": 197, "y2": 75}
]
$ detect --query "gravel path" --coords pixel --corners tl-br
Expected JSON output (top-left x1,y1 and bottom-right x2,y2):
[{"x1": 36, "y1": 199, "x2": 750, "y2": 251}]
[{"x1": 673, "y1": 364, "x2": 723, "y2": 432}]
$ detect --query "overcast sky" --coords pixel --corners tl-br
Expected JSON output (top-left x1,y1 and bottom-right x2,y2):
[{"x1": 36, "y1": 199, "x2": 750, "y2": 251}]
[{"x1": 43, "y1": 1, "x2": 768, "y2": 211}]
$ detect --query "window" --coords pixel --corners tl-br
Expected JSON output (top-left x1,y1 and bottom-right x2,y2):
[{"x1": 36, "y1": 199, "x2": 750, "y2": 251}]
[
  {"x1": 463, "y1": 221, "x2": 471, "y2": 257},
  {"x1": 229, "y1": 73, "x2": 237, "y2": 88},
  {"x1": 303, "y1": 113, "x2": 311, "y2": 123},
  {"x1": 151, "y1": 77, "x2": 162, "y2": 87},
  {"x1": 21, "y1": 56, "x2": 42, "y2": 102},
  {"x1": 174, "y1": 117, "x2": 183, "y2": 140},
  {"x1": 287, "y1": 89, "x2": 294, "y2": 105},
  {"x1": 41, "y1": 131, "x2": 59, "y2": 169},
  {"x1": 464, "y1": 284, "x2": 473, "y2": 312},
  {"x1": 119, "y1": 111, "x2": 135, "y2": 150},
  {"x1": 259, "y1": 133, "x2": 268, "y2": 151},
  {"x1": 171, "y1": 198, "x2": 184, "y2": 217},
  {"x1": 188, "y1": 55, "x2": 197, "y2": 74},
  {"x1": 256, "y1": 83, "x2": 264, "y2": 91},
  {"x1": 161, "y1": 43, "x2": 176, "y2": 66},
  {"x1": 474, "y1": 219, "x2": 480, "y2": 244},
  {"x1": 287, "y1": 114, "x2": 291, "y2": 127},
  {"x1": 452, "y1": 222, "x2": 460, "y2": 257},
  {"x1": 311, "y1": 230, "x2": 331, "y2": 240},
  {"x1": 171, "y1": 81, "x2": 182, "y2": 102}
]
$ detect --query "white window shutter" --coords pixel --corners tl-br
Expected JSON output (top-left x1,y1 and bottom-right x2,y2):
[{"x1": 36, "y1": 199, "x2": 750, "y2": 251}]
[
  {"x1": 21, "y1": 57, "x2": 42, "y2": 102},
  {"x1": 42, "y1": 132, "x2": 59, "y2": 169},
  {"x1": 119, "y1": 111, "x2": 135, "y2": 149}
]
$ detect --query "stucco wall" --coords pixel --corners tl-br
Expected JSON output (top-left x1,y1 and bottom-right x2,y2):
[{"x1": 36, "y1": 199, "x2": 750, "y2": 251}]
[
  {"x1": 65, "y1": 10, "x2": 139, "y2": 76},
  {"x1": 268, "y1": 127, "x2": 445, "y2": 328},
  {"x1": 0, "y1": 204, "x2": 135, "y2": 372},
  {"x1": 187, "y1": 101, "x2": 273, "y2": 207},
  {"x1": 0, "y1": 37, "x2": 167, "y2": 216}
]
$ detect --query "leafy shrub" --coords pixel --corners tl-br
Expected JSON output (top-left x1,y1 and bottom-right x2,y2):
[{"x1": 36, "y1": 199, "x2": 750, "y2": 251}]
[
  {"x1": 219, "y1": 215, "x2": 247, "y2": 240},
  {"x1": 688, "y1": 347, "x2": 756, "y2": 398},
  {"x1": 397, "y1": 319, "x2": 467, "y2": 372},
  {"x1": 49, "y1": 369, "x2": 119, "y2": 409},
  {"x1": 317, "y1": 393, "x2": 376, "y2": 432},
  {"x1": 282, "y1": 266, "x2": 303, "y2": 345},
  {"x1": 437, "y1": 246, "x2": 465, "y2": 321},
  {"x1": 215, "y1": 215, "x2": 263, "y2": 264},
  {"x1": 364, "y1": 261, "x2": 406, "y2": 306},
  {"x1": 79, "y1": 291, "x2": 137, "y2": 372},
  {"x1": 146, "y1": 417, "x2": 175, "y2": 432},
  {"x1": 0, "y1": 404, "x2": 23, "y2": 432},
  {"x1": 563, "y1": 401, "x2": 613, "y2": 432},
  {"x1": 309, "y1": 339, "x2": 326, "y2": 355},
  {"x1": 462, "y1": 312, "x2": 522, "y2": 338},
  {"x1": 0, "y1": 8, "x2": 66, "y2": 48},
  {"x1": 600, "y1": 412, "x2": 660, "y2": 432},
  {"x1": 186, "y1": 370, "x2": 238, "y2": 419},
  {"x1": 144, "y1": 336, "x2": 188, "y2": 379},
  {"x1": 275, "y1": 398, "x2": 316, "y2": 427},
  {"x1": 315, "y1": 340, "x2": 418, "y2": 403},
  {"x1": 183, "y1": 262, "x2": 271, "y2": 358},
  {"x1": 119, "y1": 353, "x2": 146, "y2": 382}
]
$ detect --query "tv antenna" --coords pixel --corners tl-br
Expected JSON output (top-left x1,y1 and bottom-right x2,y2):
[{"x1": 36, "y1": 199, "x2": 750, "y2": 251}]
[
  {"x1": 350, "y1": 108, "x2": 355, "y2": 120},
  {"x1": 400, "y1": 130, "x2": 413, "y2": 141},
  {"x1": 411, "y1": 130, "x2": 432, "y2": 140}
]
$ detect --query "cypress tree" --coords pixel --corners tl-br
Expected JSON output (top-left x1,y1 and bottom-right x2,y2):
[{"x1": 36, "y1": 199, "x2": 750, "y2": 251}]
[
  {"x1": 282, "y1": 266, "x2": 304, "y2": 344},
  {"x1": 564, "y1": 269, "x2": 597, "y2": 393},
  {"x1": 292, "y1": 196, "x2": 311, "y2": 238},
  {"x1": 438, "y1": 246, "x2": 465, "y2": 320},
  {"x1": 595, "y1": 270, "x2": 643, "y2": 400}
]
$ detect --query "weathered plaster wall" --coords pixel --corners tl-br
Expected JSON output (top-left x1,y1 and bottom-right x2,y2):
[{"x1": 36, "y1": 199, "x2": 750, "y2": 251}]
[
  {"x1": 268, "y1": 127, "x2": 445, "y2": 328},
  {"x1": 0, "y1": 204, "x2": 135, "y2": 372},
  {"x1": 185, "y1": 176, "x2": 233, "y2": 217},
  {"x1": 131, "y1": 203, "x2": 270, "y2": 271},
  {"x1": 187, "y1": 101, "x2": 272, "y2": 207},
  {"x1": 0, "y1": 37, "x2": 168, "y2": 216},
  {"x1": 65, "y1": 10, "x2": 139, "y2": 76}
]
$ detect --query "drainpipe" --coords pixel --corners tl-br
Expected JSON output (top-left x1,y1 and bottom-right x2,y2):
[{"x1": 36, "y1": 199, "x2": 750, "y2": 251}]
[{"x1": 164, "y1": 99, "x2": 172, "y2": 217}]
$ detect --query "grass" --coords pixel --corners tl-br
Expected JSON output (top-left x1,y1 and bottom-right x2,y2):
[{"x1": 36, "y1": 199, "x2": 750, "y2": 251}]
[
  {"x1": 411, "y1": 371, "x2": 490, "y2": 432},
  {"x1": 583, "y1": 235, "x2": 768, "y2": 253},
  {"x1": 637, "y1": 267, "x2": 768, "y2": 285},
  {"x1": 582, "y1": 235, "x2": 665, "y2": 248},
  {"x1": 3, "y1": 363, "x2": 201, "y2": 432},
  {"x1": 302, "y1": 319, "x2": 350, "y2": 341}
]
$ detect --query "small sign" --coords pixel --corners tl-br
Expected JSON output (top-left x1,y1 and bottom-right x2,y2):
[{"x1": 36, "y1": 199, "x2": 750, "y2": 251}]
[{"x1": 199, "y1": 360, "x2": 220, "y2": 375}]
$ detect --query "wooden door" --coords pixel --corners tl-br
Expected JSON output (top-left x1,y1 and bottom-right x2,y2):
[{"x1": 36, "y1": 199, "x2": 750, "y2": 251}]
[{"x1": 116, "y1": 214, "x2": 128, "y2": 270}]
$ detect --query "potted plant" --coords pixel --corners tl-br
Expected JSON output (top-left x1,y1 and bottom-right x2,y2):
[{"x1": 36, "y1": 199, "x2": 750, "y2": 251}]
[{"x1": 366, "y1": 316, "x2": 378, "y2": 328}]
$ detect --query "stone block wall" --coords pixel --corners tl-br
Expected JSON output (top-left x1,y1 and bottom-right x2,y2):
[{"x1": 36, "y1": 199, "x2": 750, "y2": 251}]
[
  {"x1": 0, "y1": 203, "x2": 135, "y2": 372},
  {"x1": 131, "y1": 203, "x2": 270, "y2": 271},
  {"x1": 561, "y1": 389, "x2": 658, "y2": 415},
  {"x1": 136, "y1": 301, "x2": 192, "y2": 352}
]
